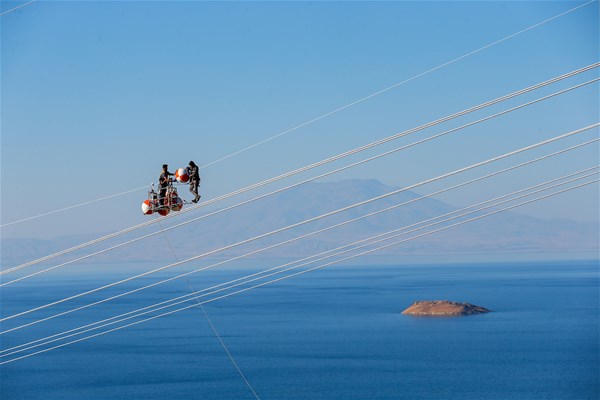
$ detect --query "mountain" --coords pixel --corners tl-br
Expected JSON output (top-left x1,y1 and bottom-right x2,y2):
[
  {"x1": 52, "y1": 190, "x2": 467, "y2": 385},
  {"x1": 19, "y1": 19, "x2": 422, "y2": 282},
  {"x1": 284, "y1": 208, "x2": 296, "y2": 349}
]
[{"x1": 2, "y1": 179, "x2": 598, "y2": 267}]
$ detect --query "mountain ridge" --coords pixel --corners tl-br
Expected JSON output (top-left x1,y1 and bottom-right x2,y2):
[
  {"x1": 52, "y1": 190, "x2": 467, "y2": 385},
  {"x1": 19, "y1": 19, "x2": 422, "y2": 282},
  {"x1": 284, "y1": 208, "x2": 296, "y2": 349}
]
[{"x1": 2, "y1": 179, "x2": 598, "y2": 266}]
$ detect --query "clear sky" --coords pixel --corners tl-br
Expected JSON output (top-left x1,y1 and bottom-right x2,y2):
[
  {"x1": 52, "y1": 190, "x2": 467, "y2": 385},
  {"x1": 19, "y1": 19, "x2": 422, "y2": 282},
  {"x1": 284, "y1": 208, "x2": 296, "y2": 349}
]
[{"x1": 1, "y1": 0, "x2": 598, "y2": 239}]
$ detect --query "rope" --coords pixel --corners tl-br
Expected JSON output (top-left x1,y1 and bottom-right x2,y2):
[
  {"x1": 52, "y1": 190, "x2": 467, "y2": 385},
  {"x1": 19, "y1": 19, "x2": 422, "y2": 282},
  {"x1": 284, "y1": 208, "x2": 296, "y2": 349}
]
[
  {"x1": 1, "y1": 124, "x2": 597, "y2": 328},
  {"x1": 2, "y1": 178, "x2": 596, "y2": 365},
  {"x1": 2, "y1": 75, "x2": 597, "y2": 281},
  {"x1": 2, "y1": 63, "x2": 597, "y2": 274},
  {"x1": 2, "y1": 166, "x2": 597, "y2": 357},
  {"x1": 198, "y1": 305, "x2": 261, "y2": 400},
  {"x1": 155, "y1": 217, "x2": 261, "y2": 400}
]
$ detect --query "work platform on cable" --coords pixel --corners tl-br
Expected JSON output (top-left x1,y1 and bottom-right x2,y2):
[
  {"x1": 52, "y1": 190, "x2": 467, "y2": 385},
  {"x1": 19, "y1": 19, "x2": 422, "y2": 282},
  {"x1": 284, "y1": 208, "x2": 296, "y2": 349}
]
[{"x1": 141, "y1": 166, "x2": 193, "y2": 216}]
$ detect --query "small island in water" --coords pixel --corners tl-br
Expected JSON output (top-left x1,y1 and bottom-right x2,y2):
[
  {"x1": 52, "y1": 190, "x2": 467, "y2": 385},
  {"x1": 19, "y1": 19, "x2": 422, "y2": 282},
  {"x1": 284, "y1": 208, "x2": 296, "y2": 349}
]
[{"x1": 402, "y1": 300, "x2": 491, "y2": 316}]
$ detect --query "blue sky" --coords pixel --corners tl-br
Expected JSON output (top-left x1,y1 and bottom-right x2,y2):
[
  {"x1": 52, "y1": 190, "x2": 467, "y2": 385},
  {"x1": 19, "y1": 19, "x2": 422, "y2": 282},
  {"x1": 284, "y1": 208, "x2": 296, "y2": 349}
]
[{"x1": 1, "y1": 1, "x2": 598, "y2": 239}]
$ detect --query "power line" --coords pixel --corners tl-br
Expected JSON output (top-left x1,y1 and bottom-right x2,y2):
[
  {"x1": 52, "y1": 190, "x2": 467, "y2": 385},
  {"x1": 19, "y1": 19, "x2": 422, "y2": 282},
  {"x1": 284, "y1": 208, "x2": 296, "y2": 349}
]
[
  {"x1": 3, "y1": 134, "x2": 598, "y2": 292},
  {"x1": 6, "y1": 172, "x2": 593, "y2": 356},
  {"x1": 4, "y1": 78, "x2": 597, "y2": 286},
  {"x1": 3, "y1": 66, "x2": 597, "y2": 276},
  {"x1": 2, "y1": 1, "x2": 593, "y2": 227},
  {"x1": 2, "y1": 178, "x2": 596, "y2": 365},
  {"x1": 0, "y1": 186, "x2": 148, "y2": 228},
  {"x1": 1, "y1": 123, "x2": 596, "y2": 326},
  {"x1": 2, "y1": 166, "x2": 597, "y2": 358},
  {"x1": 0, "y1": 0, "x2": 37, "y2": 17},
  {"x1": 3, "y1": 140, "x2": 597, "y2": 338},
  {"x1": 0, "y1": 0, "x2": 597, "y2": 368},
  {"x1": 2, "y1": 124, "x2": 596, "y2": 323},
  {"x1": 199, "y1": 0, "x2": 596, "y2": 168},
  {"x1": 199, "y1": 181, "x2": 599, "y2": 310}
]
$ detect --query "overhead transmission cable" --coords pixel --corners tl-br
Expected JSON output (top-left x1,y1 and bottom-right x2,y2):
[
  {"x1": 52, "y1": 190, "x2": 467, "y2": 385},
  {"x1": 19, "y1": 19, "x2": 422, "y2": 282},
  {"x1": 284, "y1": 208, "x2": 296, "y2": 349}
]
[
  {"x1": 0, "y1": 0, "x2": 37, "y2": 17},
  {"x1": 3, "y1": 77, "x2": 596, "y2": 286},
  {"x1": 4, "y1": 170, "x2": 597, "y2": 357},
  {"x1": 3, "y1": 63, "x2": 598, "y2": 276},
  {"x1": 199, "y1": 0, "x2": 596, "y2": 168},
  {"x1": 3, "y1": 133, "x2": 599, "y2": 293},
  {"x1": 1, "y1": 123, "x2": 597, "y2": 327},
  {"x1": 3, "y1": 78, "x2": 597, "y2": 286},
  {"x1": 2, "y1": 138, "x2": 597, "y2": 337},
  {"x1": 2, "y1": 177, "x2": 597, "y2": 365},
  {"x1": 0, "y1": 186, "x2": 148, "y2": 228},
  {"x1": 198, "y1": 181, "x2": 598, "y2": 308},
  {"x1": 1, "y1": 0, "x2": 593, "y2": 227},
  {"x1": 2, "y1": 165, "x2": 597, "y2": 359}
]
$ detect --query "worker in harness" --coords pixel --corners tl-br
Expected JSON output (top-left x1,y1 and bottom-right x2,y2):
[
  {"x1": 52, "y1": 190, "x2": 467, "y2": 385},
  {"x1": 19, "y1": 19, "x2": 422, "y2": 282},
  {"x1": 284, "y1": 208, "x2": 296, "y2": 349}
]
[
  {"x1": 188, "y1": 160, "x2": 201, "y2": 203},
  {"x1": 158, "y1": 164, "x2": 174, "y2": 206}
]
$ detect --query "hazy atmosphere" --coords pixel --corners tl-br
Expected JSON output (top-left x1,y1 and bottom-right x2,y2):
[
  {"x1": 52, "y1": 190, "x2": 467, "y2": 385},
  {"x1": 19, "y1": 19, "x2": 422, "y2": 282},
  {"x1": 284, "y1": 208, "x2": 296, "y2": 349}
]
[
  {"x1": 2, "y1": 0, "x2": 598, "y2": 240},
  {"x1": 1, "y1": 2, "x2": 599, "y2": 400}
]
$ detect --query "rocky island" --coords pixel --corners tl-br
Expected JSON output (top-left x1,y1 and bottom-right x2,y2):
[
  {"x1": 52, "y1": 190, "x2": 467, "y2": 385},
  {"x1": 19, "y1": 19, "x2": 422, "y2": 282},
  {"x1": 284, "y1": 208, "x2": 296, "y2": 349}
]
[{"x1": 402, "y1": 300, "x2": 490, "y2": 316}]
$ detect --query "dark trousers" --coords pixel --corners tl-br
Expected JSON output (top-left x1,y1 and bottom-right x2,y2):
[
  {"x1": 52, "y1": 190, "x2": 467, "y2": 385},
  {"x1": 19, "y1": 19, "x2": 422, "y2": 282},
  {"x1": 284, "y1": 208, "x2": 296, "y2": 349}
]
[
  {"x1": 159, "y1": 188, "x2": 167, "y2": 205},
  {"x1": 189, "y1": 179, "x2": 199, "y2": 198}
]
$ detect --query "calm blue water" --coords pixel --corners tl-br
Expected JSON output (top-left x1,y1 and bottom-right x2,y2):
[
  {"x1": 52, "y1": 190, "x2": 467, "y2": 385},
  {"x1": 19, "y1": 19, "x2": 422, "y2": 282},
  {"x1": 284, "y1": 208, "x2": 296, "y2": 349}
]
[{"x1": 1, "y1": 260, "x2": 598, "y2": 400}]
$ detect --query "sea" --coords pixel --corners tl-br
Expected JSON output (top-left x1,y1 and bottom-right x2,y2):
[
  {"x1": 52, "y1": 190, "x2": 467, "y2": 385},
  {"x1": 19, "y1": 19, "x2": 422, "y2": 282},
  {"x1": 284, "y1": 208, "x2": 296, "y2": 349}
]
[{"x1": 1, "y1": 259, "x2": 598, "y2": 400}]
